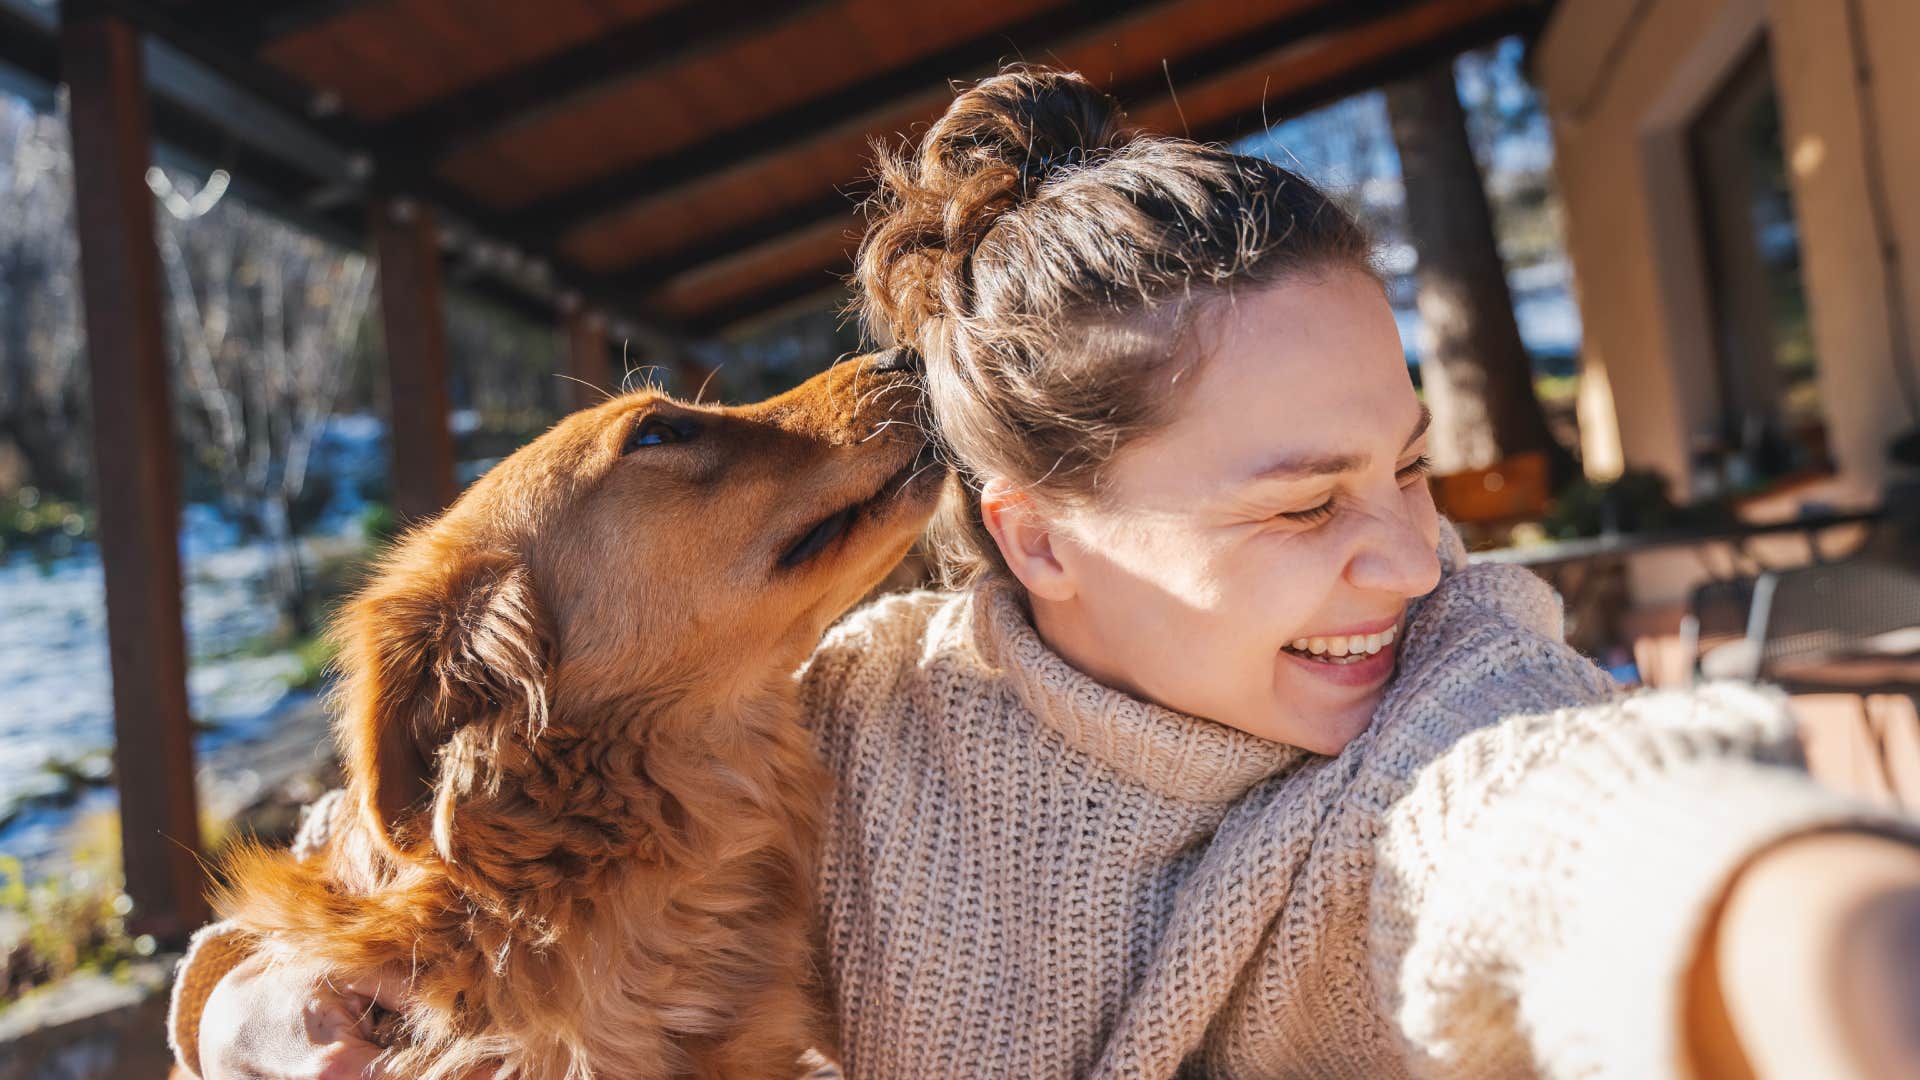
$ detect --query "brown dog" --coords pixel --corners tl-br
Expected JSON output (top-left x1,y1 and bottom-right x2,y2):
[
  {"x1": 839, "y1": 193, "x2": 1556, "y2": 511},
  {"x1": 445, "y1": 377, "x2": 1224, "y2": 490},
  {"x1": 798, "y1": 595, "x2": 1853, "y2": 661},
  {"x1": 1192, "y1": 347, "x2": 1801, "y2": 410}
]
[{"x1": 212, "y1": 351, "x2": 940, "y2": 1079}]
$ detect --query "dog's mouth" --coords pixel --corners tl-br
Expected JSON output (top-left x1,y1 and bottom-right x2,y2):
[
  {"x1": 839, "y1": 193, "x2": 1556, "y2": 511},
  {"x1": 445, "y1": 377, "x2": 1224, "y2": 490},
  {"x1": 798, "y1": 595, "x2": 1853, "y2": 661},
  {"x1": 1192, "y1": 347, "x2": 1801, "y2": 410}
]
[{"x1": 778, "y1": 441, "x2": 940, "y2": 570}]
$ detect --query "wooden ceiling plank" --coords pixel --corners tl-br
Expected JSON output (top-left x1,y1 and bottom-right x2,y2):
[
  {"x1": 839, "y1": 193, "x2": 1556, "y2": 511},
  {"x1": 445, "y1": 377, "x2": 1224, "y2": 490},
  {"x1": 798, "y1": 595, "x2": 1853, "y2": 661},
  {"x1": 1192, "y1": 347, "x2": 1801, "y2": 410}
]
[
  {"x1": 368, "y1": 0, "x2": 840, "y2": 172},
  {"x1": 1185, "y1": 0, "x2": 1544, "y2": 144},
  {"x1": 499, "y1": 0, "x2": 1183, "y2": 239},
  {"x1": 87, "y1": 0, "x2": 689, "y2": 336},
  {"x1": 597, "y1": 189, "x2": 867, "y2": 295},
  {"x1": 602, "y1": 0, "x2": 1428, "y2": 284},
  {"x1": 675, "y1": 0, "x2": 1543, "y2": 332},
  {"x1": 179, "y1": 0, "x2": 397, "y2": 50},
  {"x1": 680, "y1": 271, "x2": 850, "y2": 336}
]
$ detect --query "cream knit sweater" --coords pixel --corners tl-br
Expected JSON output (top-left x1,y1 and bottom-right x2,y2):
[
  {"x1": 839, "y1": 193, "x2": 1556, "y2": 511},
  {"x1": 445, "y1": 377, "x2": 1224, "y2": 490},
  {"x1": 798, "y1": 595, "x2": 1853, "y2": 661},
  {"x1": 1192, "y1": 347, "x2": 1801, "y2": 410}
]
[{"x1": 170, "y1": 533, "x2": 1915, "y2": 1078}]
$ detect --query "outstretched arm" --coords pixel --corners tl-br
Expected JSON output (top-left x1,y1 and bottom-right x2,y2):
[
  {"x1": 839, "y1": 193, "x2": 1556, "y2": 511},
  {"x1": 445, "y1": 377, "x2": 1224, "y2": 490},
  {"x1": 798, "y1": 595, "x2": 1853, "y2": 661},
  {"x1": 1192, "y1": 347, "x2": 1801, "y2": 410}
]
[
  {"x1": 1688, "y1": 831, "x2": 1920, "y2": 1078},
  {"x1": 1370, "y1": 563, "x2": 1920, "y2": 1079}
]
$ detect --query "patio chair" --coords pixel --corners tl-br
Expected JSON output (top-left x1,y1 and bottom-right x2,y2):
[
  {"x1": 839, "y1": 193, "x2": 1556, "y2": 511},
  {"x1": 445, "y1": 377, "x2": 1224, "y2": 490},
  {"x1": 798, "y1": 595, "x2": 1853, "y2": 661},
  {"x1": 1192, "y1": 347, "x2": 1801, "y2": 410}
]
[
  {"x1": 1683, "y1": 575, "x2": 1762, "y2": 683},
  {"x1": 1747, "y1": 559, "x2": 1920, "y2": 693}
]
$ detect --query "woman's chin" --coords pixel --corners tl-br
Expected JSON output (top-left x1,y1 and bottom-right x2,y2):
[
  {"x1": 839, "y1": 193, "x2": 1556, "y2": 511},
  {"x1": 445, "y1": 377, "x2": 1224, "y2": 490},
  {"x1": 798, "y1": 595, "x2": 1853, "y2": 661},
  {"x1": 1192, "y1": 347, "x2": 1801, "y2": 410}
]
[
  {"x1": 1208, "y1": 654, "x2": 1397, "y2": 753},
  {"x1": 1219, "y1": 696, "x2": 1378, "y2": 756}
]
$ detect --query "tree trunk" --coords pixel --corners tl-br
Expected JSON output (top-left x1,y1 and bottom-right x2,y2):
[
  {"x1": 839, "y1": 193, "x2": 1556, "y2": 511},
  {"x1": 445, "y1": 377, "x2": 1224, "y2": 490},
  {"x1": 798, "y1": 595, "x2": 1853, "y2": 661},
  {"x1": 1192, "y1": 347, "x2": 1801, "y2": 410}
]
[{"x1": 1384, "y1": 60, "x2": 1575, "y2": 484}]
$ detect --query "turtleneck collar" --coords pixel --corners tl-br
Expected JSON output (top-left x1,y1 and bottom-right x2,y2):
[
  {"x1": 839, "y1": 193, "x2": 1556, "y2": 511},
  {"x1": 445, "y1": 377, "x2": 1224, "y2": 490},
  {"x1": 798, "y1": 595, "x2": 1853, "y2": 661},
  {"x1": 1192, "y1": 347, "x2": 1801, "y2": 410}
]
[{"x1": 965, "y1": 575, "x2": 1307, "y2": 804}]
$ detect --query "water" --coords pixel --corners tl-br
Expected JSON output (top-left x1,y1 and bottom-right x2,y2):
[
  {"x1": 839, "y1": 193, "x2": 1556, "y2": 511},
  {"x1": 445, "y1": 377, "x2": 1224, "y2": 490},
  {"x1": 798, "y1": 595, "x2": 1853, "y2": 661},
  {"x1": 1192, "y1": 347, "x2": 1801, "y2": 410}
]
[
  {"x1": 0, "y1": 416, "x2": 387, "y2": 867},
  {"x1": 0, "y1": 533, "x2": 342, "y2": 864}
]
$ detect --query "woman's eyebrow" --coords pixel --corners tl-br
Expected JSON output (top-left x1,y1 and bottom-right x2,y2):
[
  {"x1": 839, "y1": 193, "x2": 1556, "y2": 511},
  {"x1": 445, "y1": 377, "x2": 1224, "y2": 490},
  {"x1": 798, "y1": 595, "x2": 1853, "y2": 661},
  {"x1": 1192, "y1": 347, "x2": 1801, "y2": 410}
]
[
  {"x1": 1405, "y1": 405, "x2": 1432, "y2": 450},
  {"x1": 1247, "y1": 405, "x2": 1433, "y2": 482}
]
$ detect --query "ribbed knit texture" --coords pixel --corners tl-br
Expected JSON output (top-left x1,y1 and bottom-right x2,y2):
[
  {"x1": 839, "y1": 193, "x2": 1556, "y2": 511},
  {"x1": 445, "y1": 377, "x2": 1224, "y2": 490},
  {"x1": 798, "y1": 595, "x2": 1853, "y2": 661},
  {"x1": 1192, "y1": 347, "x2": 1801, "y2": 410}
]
[{"x1": 172, "y1": 532, "x2": 1920, "y2": 1078}]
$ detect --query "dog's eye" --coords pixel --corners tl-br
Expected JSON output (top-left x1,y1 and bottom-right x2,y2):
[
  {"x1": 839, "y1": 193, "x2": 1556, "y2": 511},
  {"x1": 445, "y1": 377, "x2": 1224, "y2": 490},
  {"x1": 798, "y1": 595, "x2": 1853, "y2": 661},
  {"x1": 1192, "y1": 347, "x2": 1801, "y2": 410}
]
[{"x1": 624, "y1": 416, "x2": 695, "y2": 453}]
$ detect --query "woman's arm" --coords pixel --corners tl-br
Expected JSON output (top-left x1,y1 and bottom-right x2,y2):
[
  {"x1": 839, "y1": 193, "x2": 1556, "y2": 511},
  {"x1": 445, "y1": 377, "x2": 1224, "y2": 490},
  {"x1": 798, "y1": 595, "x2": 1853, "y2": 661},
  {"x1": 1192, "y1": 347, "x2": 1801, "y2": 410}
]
[
  {"x1": 1688, "y1": 831, "x2": 1920, "y2": 1079},
  {"x1": 1366, "y1": 562, "x2": 1920, "y2": 1079}
]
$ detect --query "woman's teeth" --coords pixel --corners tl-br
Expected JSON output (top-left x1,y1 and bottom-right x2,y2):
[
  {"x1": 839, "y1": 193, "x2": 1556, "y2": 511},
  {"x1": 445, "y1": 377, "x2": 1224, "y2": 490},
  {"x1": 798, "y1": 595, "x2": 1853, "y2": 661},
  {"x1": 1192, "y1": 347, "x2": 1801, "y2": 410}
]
[{"x1": 1286, "y1": 625, "x2": 1397, "y2": 664}]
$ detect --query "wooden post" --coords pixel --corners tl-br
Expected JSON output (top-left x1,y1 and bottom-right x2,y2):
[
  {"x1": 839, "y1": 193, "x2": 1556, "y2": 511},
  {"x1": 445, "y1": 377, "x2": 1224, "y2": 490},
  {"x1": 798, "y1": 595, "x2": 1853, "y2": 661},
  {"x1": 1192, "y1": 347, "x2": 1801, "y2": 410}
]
[
  {"x1": 370, "y1": 196, "x2": 457, "y2": 525},
  {"x1": 61, "y1": 8, "x2": 208, "y2": 940},
  {"x1": 563, "y1": 307, "x2": 612, "y2": 412}
]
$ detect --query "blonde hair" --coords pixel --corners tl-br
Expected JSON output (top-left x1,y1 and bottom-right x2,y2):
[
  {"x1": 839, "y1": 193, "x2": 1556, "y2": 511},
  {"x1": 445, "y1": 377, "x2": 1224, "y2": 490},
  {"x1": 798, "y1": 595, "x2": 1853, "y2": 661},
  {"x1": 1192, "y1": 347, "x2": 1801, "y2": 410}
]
[{"x1": 855, "y1": 65, "x2": 1376, "y2": 584}]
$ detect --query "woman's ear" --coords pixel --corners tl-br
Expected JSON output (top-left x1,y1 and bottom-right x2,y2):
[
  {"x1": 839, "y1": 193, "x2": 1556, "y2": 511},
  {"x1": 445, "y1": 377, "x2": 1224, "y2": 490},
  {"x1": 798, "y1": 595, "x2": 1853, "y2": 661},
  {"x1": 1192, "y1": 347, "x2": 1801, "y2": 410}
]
[
  {"x1": 980, "y1": 477, "x2": 1076, "y2": 602},
  {"x1": 332, "y1": 547, "x2": 553, "y2": 860}
]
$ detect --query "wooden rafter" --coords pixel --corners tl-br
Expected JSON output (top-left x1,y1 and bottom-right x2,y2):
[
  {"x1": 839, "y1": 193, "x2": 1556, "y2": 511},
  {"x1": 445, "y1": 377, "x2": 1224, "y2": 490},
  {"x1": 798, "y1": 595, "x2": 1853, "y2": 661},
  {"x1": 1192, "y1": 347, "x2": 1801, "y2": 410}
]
[
  {"x1": 160, "y1": 0, "x2": 395, "y2": 50},
  {"x1": 599, "y1": 189, "x2": 871, "y2": 298},
  {"x1": 83, "y1": 0, "x2": 689, "y2": 337},
  {"x1": 1182, "y1": 0, "x2": 1544, "y2": 144},
  {"x1": 496, "y1": 0, "x2": 1187, "y2": 239},
  {"x1": 673, "y1": 0, "x2": 1544, "y2": 332},
  {"x1": 366, "y1": 0, "x2": 840, "y2": 172},
  {"x1": 612, "y1": 0, "x2": 1427, "y2": 292}
]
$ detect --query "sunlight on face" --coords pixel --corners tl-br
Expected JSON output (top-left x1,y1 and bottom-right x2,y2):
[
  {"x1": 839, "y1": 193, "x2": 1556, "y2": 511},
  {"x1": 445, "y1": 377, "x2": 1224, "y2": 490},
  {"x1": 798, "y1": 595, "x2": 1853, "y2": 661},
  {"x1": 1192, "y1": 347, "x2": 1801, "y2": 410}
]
[{"x1": 1031, "y1": 271, "x2": 1442, "y2": 754}]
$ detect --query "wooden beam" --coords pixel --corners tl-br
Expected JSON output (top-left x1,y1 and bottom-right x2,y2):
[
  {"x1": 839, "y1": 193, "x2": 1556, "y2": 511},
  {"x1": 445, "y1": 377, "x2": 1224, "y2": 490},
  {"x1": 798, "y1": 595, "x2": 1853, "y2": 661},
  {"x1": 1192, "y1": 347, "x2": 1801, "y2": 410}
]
[
  {"x1": 594, "y1": 0, "x2": 1430, "y2": 283},
  {"x1": 371, "y1": 196, "x2": 458, "y2": 525},
  {"x1": 563, "y1": 307, "x2": 615, "y2": 413},
  {"x1": 600, "y1": 189, "x2": 869, "y2": 296},
  {"x1": 86, "y1": 0, "x2": 686, "y2": 338},
  {"x1": 500, "y1": 0, "x2": 1181, "y2": 239},
  {"x1": 682, "y1": 273, "x2": 851, "y2": 337},
  {"x1": 671, "y1": 0, "x2": 1539, "y2": 332},
  {"x1": 60, "y1": 7, "x2": 209, "y2": 943},
  {"x1": 370, "y1": 0, "x2": 837, "y2": 171},
  {"x1": 1185, "y1": 1, "x2": 1545, "y2": 145},
  {"x1": 231, "y1": 0, "x2": 396, "y2": 49}
]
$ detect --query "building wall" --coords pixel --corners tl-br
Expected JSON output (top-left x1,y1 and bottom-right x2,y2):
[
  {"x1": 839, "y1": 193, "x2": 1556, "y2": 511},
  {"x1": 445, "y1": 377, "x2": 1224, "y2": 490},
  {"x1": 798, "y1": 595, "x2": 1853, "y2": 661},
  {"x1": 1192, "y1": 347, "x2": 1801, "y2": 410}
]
[{"x1": 1536, "y1": 0, "x2": 1920, "y2": 507}]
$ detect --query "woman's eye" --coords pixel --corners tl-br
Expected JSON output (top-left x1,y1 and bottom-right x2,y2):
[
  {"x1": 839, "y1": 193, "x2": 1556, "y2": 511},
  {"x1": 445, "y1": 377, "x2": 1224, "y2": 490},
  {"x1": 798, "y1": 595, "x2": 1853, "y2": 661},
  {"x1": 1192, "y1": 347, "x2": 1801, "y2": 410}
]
[
  {"x1": 1396, "y1": 454, "x2": 1433, "y2": 485},
  {"x1": 1280, "y1": 500, "x2": 1336, "y2": 525},
  {"x1": 624, "y1": 416, "x2": 694, "y2": 453}
]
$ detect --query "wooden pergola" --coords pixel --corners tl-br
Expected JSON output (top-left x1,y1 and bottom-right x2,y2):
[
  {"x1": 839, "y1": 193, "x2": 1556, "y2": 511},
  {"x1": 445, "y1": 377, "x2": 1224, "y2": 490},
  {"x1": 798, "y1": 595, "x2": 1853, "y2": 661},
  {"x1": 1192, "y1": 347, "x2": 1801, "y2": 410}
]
[{"x1": 3, "y1": 0, "x2": 1548, "y2": 940}]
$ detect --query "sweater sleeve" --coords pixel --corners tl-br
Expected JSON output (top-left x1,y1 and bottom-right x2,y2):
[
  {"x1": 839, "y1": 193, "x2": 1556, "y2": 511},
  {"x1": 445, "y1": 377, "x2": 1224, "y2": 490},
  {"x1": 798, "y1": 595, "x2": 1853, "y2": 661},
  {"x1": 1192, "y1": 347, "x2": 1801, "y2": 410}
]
[
  {"x1": 167, "y1": 788, "x2": 347, "y2": 1078},
  {"x1": 1367, "y1": 566, "x2": 1920, "y2": 1079}
]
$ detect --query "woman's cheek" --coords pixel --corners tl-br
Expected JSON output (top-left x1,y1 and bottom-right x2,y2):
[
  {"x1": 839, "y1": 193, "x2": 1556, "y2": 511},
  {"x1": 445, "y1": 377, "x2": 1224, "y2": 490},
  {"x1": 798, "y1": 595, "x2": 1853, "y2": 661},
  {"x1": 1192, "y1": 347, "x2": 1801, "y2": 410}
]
[{"x1": 1233, "y1": 534, "x2": 1342, "y2": 639}]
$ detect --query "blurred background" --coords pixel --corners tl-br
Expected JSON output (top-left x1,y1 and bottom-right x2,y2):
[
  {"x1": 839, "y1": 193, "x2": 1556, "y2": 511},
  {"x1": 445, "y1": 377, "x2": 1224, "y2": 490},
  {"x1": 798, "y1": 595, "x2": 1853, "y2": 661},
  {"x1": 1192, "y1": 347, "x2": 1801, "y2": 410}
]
[{"x1": 1, "y1": 0, "x2": 1916, "y2": 1072}]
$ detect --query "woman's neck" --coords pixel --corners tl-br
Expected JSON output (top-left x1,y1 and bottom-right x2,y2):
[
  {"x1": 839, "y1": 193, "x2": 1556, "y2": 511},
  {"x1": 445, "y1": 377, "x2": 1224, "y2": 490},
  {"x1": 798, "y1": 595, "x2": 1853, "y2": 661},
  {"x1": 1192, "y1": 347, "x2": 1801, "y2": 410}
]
[{"x1": 1026, "y1": 587, "x2": 1157, "y2": 705}]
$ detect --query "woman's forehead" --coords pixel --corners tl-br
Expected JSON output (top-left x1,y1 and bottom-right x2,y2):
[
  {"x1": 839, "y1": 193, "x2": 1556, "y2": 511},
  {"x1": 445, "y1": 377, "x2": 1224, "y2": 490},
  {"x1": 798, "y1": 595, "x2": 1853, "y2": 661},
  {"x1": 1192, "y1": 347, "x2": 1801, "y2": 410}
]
[{"x1": 1174, "y1": 278, "x2": 1414, "y2": 452}]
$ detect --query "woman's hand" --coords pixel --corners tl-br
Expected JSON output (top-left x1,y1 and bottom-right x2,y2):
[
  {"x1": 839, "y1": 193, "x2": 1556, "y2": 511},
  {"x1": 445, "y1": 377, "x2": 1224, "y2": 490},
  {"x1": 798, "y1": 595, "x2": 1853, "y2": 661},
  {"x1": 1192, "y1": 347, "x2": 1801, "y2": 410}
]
[
  {"x1": 196, "y1": 952, "x2": 407, "y2": 1080},
  {"x1": 1688, "y1": 831, "x2": 1920, "y2": 1079}
]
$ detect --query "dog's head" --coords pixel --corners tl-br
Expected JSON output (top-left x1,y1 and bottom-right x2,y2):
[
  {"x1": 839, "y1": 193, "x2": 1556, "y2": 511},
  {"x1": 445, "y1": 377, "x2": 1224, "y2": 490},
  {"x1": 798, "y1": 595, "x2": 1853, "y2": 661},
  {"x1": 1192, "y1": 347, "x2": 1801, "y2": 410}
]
[{"x1": 332, "y1": 350, "x2": 940, "y2": 863}]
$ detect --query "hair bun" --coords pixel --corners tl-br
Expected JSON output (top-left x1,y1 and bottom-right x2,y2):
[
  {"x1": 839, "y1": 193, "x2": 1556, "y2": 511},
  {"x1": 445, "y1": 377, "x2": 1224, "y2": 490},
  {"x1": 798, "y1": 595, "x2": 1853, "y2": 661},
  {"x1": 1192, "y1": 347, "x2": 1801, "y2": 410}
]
[
  {"x1": 856, "y1": 66, "x2": 1129, "y2": 348},
  {"x1": 936, "y1": 65, "x2": 1128, "y2": 194}
]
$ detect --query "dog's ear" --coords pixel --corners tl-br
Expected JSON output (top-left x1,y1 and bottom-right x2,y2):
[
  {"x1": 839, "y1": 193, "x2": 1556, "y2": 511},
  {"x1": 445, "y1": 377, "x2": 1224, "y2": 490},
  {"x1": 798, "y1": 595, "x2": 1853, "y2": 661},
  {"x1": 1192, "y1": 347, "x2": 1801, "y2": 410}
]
[{"x1": 333, "y1": 547, "x2": 552, "y2": 858}]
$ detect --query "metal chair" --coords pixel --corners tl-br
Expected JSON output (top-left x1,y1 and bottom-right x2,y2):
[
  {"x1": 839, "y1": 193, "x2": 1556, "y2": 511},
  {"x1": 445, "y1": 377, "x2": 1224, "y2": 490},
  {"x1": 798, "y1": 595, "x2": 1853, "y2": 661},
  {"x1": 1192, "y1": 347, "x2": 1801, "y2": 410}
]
[
  {"x1": 1682, "y1": 575, "x2": 1762, "y2": 684},
  {"x1": 1747, "y1": 560, "x2": 1920, "y2": 692}
]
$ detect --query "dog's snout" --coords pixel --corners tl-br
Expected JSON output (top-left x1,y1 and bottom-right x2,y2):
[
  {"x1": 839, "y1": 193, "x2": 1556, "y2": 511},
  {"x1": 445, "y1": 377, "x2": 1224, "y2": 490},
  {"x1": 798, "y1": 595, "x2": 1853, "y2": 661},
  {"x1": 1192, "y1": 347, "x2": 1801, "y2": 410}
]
[{"x1": 867, "y1": 348, "x2": 923, "y2": 377}]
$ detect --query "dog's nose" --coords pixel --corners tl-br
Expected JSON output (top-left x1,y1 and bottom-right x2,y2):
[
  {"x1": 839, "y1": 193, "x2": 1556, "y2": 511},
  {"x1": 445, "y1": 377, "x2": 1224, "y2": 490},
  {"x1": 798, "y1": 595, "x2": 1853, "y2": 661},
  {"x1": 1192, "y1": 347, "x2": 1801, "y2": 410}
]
[{"x1": 868, "y1": 347, "x2": 923, "y2": 376}]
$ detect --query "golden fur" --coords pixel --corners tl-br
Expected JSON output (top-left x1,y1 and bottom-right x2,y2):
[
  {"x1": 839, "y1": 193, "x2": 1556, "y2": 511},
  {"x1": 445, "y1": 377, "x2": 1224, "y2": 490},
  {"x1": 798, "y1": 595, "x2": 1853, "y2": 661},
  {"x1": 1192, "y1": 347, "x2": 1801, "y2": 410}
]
[{"x1": 214, "y1": 353, "x2": 940, "y2": 1079}]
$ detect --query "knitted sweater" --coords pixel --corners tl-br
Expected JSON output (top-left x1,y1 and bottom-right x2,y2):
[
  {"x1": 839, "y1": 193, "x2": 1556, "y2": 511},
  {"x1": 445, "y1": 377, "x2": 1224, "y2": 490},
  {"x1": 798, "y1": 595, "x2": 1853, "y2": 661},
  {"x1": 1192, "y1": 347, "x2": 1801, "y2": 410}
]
[{"x1": 170, "y1": 537, "x2": 1915, "y2": 1078}]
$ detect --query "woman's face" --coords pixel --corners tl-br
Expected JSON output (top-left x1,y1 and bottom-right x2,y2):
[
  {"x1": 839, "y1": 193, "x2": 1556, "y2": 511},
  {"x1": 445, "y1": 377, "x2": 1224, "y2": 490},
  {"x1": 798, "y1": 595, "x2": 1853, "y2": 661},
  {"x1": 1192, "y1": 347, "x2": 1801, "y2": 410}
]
[{"x1": 1023, "y1": 271, "x2": 1442, "y2": 754}]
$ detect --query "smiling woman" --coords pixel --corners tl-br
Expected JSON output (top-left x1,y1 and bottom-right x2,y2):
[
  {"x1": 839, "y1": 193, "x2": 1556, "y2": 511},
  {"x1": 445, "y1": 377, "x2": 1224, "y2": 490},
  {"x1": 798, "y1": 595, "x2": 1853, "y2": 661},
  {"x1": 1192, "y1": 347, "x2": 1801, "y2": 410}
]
[{"x1": 176, "y1": 64, "x2": 1920, "y2": 1080}]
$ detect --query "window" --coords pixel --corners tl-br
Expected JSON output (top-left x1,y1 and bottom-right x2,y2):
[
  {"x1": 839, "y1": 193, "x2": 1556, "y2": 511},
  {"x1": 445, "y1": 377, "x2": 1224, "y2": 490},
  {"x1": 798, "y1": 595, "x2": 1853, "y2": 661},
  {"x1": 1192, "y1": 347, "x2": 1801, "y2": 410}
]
[{"x1": 1688, "y1": 39, "x2": 1827, "y2": 485}]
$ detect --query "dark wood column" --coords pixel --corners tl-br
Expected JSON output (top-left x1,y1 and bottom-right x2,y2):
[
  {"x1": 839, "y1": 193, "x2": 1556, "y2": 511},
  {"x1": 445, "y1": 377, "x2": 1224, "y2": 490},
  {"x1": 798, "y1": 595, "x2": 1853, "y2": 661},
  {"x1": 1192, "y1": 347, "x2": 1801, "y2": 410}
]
[
  {"x1": 60, "y1": 7, "x2": 208, "y2": 940},
  {"x1": 563, "y1": 307, "x2": 613, "y2": 412},
  {"x1": 370, "y1": 196, "x2": 457, "y2": 525}
]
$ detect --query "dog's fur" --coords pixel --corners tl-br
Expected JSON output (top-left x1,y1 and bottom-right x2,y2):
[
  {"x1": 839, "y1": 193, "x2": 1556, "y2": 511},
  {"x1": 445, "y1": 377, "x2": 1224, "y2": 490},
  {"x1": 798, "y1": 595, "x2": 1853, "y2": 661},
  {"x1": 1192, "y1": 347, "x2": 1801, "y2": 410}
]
[{"x1": 213, "y1": 353, "x2": 940, "y2": 1079}]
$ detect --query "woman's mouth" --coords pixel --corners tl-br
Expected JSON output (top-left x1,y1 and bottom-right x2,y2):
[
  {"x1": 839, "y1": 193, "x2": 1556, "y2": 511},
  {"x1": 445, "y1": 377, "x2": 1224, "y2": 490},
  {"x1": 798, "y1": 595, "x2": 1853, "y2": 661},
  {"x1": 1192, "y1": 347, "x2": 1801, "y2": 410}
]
[
  {"x1": 1281, "y1": 624, "x2": 1397, "y2": 665},
  {"x1": 1279, "y1": 623, "x2": 1401, "y2": 689}
]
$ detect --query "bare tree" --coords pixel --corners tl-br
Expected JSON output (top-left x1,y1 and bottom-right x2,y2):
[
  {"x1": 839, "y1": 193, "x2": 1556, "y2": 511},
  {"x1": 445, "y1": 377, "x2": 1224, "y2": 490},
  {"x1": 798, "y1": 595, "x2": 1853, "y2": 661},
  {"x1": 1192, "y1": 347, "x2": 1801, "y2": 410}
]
[
  {"x1": 0, "y1": 97, "x2": 87, "y2": 500},
  {"x1": 1385, "y1": 60, "x2": 1575, "y2": 482},
  {"x1": 155, "y1": 172, "x2": 373, "y2": 635}
]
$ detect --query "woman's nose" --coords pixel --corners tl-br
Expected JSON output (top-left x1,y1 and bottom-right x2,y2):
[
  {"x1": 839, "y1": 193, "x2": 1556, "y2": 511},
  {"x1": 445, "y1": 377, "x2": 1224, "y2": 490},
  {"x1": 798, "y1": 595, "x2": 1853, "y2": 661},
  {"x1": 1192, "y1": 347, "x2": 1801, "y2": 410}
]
[{"x1": 1347, "y1": 503, "x2": 1442, "y2": 598}]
